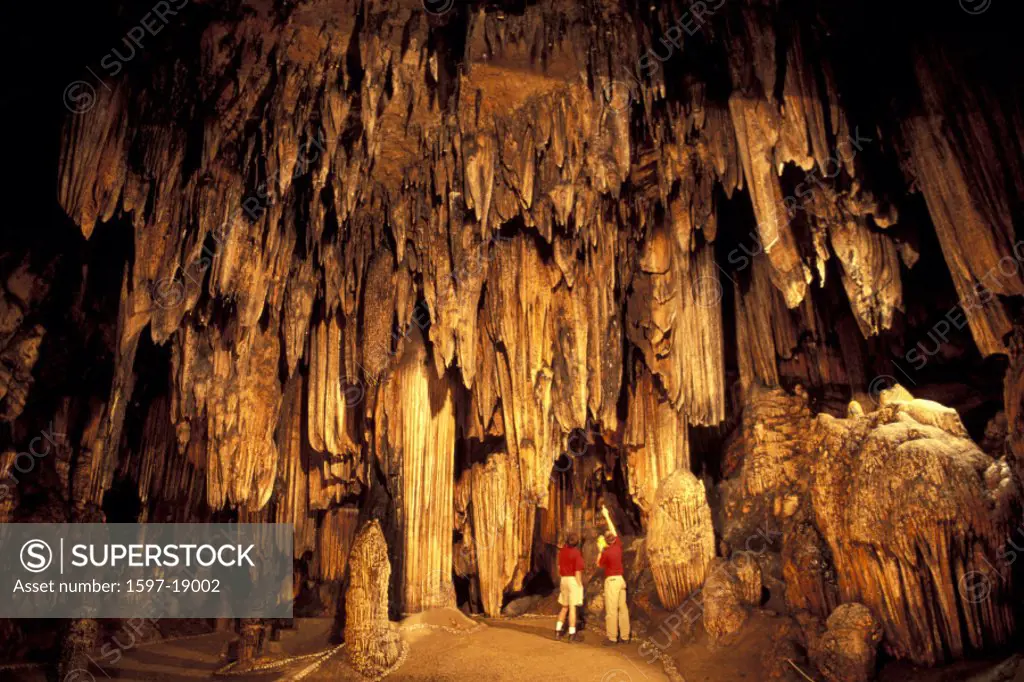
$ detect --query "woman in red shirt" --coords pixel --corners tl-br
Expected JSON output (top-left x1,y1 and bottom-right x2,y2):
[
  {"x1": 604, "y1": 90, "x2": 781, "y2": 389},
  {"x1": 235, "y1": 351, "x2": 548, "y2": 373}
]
[{"x1": 555, "y1": 531, "x2": 584, "y2": 642}]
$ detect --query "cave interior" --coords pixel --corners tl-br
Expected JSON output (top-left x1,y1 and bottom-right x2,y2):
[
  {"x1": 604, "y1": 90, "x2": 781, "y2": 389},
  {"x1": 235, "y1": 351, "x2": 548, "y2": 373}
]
[{"x1": 2, "y1": 0, "x2": 1024, "y2": 680}]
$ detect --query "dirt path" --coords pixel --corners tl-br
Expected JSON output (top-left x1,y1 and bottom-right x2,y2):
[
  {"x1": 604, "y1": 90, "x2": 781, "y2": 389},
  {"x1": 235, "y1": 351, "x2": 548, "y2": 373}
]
[
  {"x1": 8, "y1": 613, "x2": 667, "y2": 682},
  {"x1": 305, "y1": 614, "x2": 669, "y2": 682},
  {"x1": 6, "y1": 611, "x2": 1017, "y2": 682}
]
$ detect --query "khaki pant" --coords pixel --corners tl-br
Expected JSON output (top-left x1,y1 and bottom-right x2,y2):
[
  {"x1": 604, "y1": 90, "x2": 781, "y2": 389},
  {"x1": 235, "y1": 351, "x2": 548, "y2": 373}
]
[{"x1": 604, "y1": 575, "x2": 630, "y2": 642}]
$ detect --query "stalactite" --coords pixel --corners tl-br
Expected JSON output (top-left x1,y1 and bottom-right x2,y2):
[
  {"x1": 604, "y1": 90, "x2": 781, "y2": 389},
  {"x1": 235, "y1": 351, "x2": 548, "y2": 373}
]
[
  {"x1": 902, "y1": 45, "x2": 1024, "y2": 356},
  {"x1": 0, "y1": 259, "x2": 51, "y2": 422},
  {"x1": 808, "y1": 189, "x2": 904, "y2": 337},
  {"x1": 17, "y1": 0, "x2": 1024, "y2": 673},
  {"x1": 375, "y1": 330, "x2": 457, "y2": 613},
  {"x1": 313, "y1": 507, "x2": 360, "y2": 582},
  {"x1": 172, "y1": 323, "x2": 282, "y2": 512},
  {"x1": 1005, "y1": 322, "x2": 1024, "y2": 483},
  {"x1": 626, "y1": 220, "x2": 726, "y2": 424},
  {"x1": 624, "y1": 365, "x2": 690, "y2": 520},
  {"x1": 463, "y1": 451, "x2": 527, "y2": 617},
  {"x1": 275, "y1": 375, "x2": 316, "y2": 557},
  {"x1": 308, "y1": 313, "x2": 358, "y2": 458},
  {"x1": 483, "y1": 235, "x2": 561, "y2": 507}
]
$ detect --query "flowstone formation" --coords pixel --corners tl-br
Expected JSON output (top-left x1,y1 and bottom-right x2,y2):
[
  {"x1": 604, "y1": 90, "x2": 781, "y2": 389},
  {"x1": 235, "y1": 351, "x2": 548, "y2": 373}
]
[{"x1": 811, "y1": 386, "x2": 1019, "y2": 665}]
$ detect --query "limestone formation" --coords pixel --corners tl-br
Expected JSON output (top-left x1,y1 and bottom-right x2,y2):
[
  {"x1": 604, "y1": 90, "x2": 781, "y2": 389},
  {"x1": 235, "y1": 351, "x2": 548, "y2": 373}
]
[
  {"x1": 810, "y1": 604, "x2": 883, "y2": 682},
  {"x1": 812, "y1": 386, "x2": 1019, "y2": 665},
  {"x1": 647, "y1": 469, "x2": 716, "y2": 609},
  {"x1": 344, "y1": 521, "x2": 402, "y2": 678},
  {"x1": 1006, "y1": 323, "x2": 1024, "y2": 481},
  {"x1": 782, "y1": 522, "x2": 840, "y2": 619},
  {"x1": 702, "y1": 553, "x2": 763, "y2": 641},
  {"x1": 738, "y1": 385, "x2": 814, "y2": 499},
  {"x1": 375, "y1": 331, "x2": 457, "y2": 614},
  {"x1": 624, "y1": 366, "x2": 690, "y2": 520}
]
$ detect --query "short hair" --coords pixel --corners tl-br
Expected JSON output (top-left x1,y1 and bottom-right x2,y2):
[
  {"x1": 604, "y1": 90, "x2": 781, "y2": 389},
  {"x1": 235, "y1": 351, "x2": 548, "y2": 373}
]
[
  {"x1": 565, "y1": 531, "x2": 579, "y2": 547},
  {"x1": 604, "y1": 530, "x2": 617, "y2": 542}
]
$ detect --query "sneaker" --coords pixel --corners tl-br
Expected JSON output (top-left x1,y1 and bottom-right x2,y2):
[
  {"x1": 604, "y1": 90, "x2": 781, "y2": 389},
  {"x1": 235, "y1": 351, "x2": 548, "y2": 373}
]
[
  {"x1": 568, "y1": 632, "x2": 583, "y2": 643},
  {"x1": 555, "y1": 629, "x2": 564, "y2": 641},
  {"x1": 602, "y1": 638, "x2": 617, "y2": 647}
]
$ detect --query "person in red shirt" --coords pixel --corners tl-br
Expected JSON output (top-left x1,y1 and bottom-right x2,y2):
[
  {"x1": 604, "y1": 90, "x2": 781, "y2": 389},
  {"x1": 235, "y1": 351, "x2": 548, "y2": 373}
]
[
  {"x1": 555, "y1": 531, "x2": 585, "y2": 642},
  {"x1": 598, "y1": 507, "x2": 630, "y2": 644}
]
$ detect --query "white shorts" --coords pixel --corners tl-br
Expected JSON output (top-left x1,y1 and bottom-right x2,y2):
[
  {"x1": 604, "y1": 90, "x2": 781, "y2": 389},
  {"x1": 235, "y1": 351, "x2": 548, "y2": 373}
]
[{"x1": 558, "y1": 576, "x2": 583, "y2": 606}]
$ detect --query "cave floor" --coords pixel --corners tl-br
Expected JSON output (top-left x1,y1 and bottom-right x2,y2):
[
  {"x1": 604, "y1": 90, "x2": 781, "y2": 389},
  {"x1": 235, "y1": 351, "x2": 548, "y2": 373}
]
[{"x1": 6, "y1": 612, "x2": 1019, "y2": 681}]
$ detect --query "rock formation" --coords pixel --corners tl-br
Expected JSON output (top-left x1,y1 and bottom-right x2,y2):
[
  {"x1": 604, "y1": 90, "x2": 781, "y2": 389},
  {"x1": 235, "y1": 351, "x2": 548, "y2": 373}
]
[
  {"x1": 812, "y1": 386, "x2": 1019, "y2": 665},
  {"x1": 344, "y1": 521, "x2": 402, "y2": 678},
  {"x1": 375, "y1": 331, "x2": 457, "y2": 614},
  {"x1": 702, "y1": 553, "x2": 763, "y2": 641},
  {"x1": 809, "y1": 604, "x2": 883, "y2": 682},
  {"x1": 647, "y1": 469, "x2": 716, "y2": 609},
  {"x1": 782, "y1": 522, "x2": 840, "y2": 619}
]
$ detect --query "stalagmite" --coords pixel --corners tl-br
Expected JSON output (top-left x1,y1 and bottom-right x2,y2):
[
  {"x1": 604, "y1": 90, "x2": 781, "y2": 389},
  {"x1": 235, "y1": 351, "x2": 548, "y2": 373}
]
[
  {"x1": 782, "y1": 522, "x2": 840, "y2": 619},
  {"x1": 738, "y1": 385, "x2": 813, "y2": 499},
  {"x1": 646, "y1": 468, "x2": 716, "y2": 609},
  {"x1": 809, "y1": 604, "x2": 883, "y2": 682},
  {"x1": 1006, "y1": 323, "x2": 1024, "y2": 482},
  {"x1": 702, "y1": 554, "x2": 762, "y2": 641},
  {"x1": 344, "y1": 520, "x2": 402, "y2": 678}
]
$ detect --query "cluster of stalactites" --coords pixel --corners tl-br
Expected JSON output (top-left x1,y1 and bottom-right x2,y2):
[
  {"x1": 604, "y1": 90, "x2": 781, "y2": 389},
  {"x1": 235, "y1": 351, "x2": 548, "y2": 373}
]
[{"x1": 44, "y1": 1, "x2": 1024, "y2": 623}]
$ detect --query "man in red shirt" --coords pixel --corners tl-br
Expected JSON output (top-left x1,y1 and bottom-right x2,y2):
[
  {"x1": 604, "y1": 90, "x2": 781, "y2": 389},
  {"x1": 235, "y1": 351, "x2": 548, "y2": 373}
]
[
  {"x1": 556, "y1": 531, "x2": 584, "y2": 642},
  {"x1": 598, "y1": 510, "x2": 630, "y2": 644}
]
